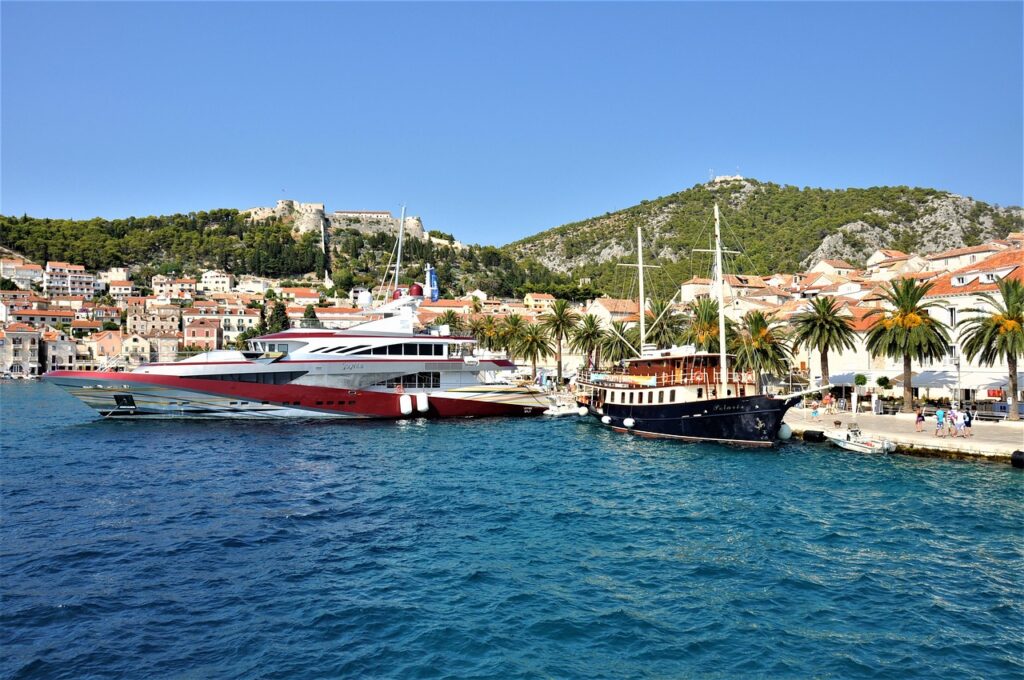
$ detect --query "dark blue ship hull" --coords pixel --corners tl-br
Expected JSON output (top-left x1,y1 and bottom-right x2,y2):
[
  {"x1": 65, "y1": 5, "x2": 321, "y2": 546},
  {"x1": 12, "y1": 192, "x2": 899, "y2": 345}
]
[{"x1": 579, "y1": 393, "x2": 801, "y2": 447}]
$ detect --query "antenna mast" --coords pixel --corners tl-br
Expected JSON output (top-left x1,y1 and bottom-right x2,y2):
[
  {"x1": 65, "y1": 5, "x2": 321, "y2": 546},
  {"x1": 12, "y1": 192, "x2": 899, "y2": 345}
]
[{"x1": 393, "y1": 204, "x2": 407, "y2": 290}]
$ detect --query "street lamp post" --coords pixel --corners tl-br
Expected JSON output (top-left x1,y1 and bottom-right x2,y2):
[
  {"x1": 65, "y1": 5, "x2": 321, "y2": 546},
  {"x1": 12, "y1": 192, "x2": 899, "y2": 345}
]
[{"x1": 954, "y1": 355, "x2": 961, "y2": 409}]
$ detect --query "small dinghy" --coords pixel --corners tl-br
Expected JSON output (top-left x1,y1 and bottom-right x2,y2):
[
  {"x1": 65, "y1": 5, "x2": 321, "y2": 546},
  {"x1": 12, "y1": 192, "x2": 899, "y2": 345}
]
[
  {"x1": 543, "y1": 395, "x2": 585, "y2": 417},
  {"x1": 824, "y1": 424, "x2": 896, "y2": 454}
]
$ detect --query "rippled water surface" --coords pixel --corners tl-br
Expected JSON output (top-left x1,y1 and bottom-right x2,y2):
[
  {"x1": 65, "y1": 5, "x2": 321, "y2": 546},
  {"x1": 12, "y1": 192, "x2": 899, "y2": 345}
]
[{"x1": 2, "y1": 382, "x2": 1022, "y2": 679}]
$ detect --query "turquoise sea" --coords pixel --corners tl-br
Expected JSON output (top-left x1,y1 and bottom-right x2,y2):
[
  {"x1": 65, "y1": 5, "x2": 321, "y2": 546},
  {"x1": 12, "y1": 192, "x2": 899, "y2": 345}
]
[{"x1": 1, "y1": 381, "x2": 1022, "y2": 679}]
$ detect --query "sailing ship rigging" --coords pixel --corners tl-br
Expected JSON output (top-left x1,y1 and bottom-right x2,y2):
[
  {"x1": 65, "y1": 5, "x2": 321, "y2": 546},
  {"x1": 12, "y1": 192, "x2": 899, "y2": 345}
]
[{"x1": 574, "y1": 203, "x2": 806, "y2": 446}]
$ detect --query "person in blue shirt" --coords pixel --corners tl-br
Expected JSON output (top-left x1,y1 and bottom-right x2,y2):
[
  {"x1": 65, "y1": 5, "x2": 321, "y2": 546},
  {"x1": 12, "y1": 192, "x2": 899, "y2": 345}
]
[{"x1": 934, "y1": 407, "x2": 945, "y2": 437}]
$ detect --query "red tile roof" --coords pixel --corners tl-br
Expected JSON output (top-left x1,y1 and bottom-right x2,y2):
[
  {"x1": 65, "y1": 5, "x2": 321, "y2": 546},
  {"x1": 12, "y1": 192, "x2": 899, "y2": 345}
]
[
  {"x1": 421, "y1": 300, "x2": 469, "y2": 308},
  {"x1": 925, "y1": 244, "x2": 1004, "y2": 261},
  {"x1": 924, "y1": 249, "x2": 1024, "y2": 297},
  {"x1": 591, "y1": 298, "x2": 640, "y2": 314}
]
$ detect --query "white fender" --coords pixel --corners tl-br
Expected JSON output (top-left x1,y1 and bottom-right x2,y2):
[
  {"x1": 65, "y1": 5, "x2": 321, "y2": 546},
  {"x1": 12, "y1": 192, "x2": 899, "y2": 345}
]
[
  {"x1": 577, "y1": 407, "x2": 589, "y2": 417},
  {"x1": 601, "y1": 415, "x2": 612, "y2": 425},
  {"x1": 399, "y1": 394, "x2": 413, "y2": 416},
  {"x1": 778, "y1": 423, "x2": 793, "y2": 440},
  {"x1": 623, "y1": 417, "x2": 636, "y2": 428},
  {"x1": 415, "y1": 392, "x2": 429, "y2": 413}
]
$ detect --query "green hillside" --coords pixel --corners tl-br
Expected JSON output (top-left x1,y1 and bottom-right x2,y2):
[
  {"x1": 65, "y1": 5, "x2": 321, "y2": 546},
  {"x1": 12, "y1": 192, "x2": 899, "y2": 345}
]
[
  {"x1": 503, "y1": 178, "x2": 1023, "y2": 294},
  {"x1": 0, "y1": 210, "x2": 568, "y2": 298}
]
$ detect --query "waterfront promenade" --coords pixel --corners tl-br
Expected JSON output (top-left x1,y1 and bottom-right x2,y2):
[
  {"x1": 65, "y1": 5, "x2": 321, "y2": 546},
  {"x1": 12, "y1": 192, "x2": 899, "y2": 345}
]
[{"x1": 785, "y1": 408, "x2": 1024, "y2": 464}]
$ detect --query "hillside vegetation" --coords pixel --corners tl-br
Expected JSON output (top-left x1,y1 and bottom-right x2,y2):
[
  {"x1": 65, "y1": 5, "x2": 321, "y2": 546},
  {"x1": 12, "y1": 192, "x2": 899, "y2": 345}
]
[
  {"x1": 0, "y1": 211, "x2": 568, "y2": 298},
  {"x1": 504, "y1": 178, "x2": 1023, "y2": 294}
]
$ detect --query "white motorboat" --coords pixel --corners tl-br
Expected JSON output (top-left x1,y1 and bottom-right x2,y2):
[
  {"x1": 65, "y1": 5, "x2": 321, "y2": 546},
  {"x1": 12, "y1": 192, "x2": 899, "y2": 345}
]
[
  {"x1": 543, "y1": 395, "x2": 584, "y2": 417},
  {"x1": 824, "y1": 425, "x2": 896, "y2": 454}
]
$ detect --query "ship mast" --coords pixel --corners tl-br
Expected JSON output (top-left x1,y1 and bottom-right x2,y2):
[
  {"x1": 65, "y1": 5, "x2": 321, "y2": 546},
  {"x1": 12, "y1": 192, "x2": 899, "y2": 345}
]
[
  {"x1": 617, "y1": 226, "x2": 659, "y2": 357},
  {"x1": 713, "y1": 203, "x2": 728, "y2": 396},
  {"x1": 637, "y1": 225, "x2": 646, "y2": 352}
]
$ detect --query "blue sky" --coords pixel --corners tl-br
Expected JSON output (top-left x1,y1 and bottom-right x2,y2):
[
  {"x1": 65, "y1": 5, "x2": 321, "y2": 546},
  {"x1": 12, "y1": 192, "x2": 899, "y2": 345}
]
[{"x1": 2, "y1": 2, "x2": 1021, "y2": 245}]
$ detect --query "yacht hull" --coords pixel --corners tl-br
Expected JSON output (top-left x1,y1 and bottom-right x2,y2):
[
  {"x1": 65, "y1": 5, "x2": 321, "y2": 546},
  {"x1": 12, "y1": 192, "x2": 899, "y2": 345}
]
[
  {"x1": 43, "y1": 371, "x2": 548, "y2": 420},
  {"x1": 579, "y1": 393, "x2": 801, "y2": 447}
]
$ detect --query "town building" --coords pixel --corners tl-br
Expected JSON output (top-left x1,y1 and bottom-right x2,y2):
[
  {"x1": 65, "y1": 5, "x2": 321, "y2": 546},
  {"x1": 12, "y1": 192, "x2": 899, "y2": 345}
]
[
  {"x1": 151, "y1": 275, "x2": 197, "y2": 299},
  {"x1": 523, "y1": 292, "x2": 556, "y2": 311},
  {"x1": 808, "y1": 259, "x2": 857, "y2": 278},
  {"x1": 278, "y1": 287, "x2": 321, "y2": 306},
  {"x1": 923, "y1": 243, "x2": 1010, "y2": 272},
  {"x1": 40, "y1": 328, "x2": 77, "y2": 372},
  {"x1": 108, "y1": 280, "x2": 137, "y2": 302},
  {"x1": 146, "y1": 332, "x2": 182, "y2": 363},
  {"x1": 43, "y1": 262, "x2": 96, "y2": 297},
  {"x1": 5, "y1": 308, "x2": 77, "y2": 327},
  {"x1": 185, "y1": 318, "x2": 223, "y2": 351},
  {"x1": 586, "y1": 298, "x2": 640, "y2": 328},
  {"x1": 0, "y1": 323, "x2": 41, "y2": 376},
  {"x1": 200, "y1": 270, "x2": 235, "y2": 294},
  {"x1": 0, "y1": 258, "x2": 44, "y2": 289},
  {"x1": 96, "y1": 267, "x2": 130, "y2": 285}
]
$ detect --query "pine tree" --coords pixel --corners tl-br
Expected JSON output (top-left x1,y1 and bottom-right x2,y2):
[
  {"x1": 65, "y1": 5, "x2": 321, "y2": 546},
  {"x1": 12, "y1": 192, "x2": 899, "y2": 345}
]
[{"x1": 267, "y1": 302, "x2": 290, "y2": 333}]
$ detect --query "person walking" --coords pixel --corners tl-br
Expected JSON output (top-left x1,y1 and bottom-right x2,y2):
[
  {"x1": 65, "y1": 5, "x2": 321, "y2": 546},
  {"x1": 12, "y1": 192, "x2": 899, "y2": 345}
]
[
  {"x1": 964, "y1": 405, "x2": 975, "y2": 437},
  {"x1": 934, "y1": 406, "x2": 945, "y2": 437},
  {"x1": 954, "y1": 409, "x2": 967, "y2": 438},
  {"x1": 915, "y1": 407, "x2": 925, "y2": 432}
]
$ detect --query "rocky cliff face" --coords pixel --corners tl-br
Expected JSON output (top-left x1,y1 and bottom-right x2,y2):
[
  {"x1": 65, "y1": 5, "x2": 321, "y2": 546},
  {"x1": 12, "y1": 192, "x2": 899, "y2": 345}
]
[
  {"x1": 504, "y1": 178, "x2": 1023, "y2": 275},
  {"x1": 801, "y1": 193, "x2": 1016, "y2": 269}
]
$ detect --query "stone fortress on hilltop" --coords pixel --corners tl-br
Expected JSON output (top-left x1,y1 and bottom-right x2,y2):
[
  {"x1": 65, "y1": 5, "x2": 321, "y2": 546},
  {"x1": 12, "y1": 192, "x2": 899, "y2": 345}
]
[{"x1": 242, "y1": 199, "x2": 454, "y2": 245}]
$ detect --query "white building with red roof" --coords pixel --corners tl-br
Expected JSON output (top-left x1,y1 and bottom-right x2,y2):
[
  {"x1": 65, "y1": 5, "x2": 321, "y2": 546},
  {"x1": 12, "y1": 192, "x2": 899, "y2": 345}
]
[
  {"x1": 0, "y1": 323, "x2": 41, "y2": 376},
  {"x1": 43, "y1": 261, "x2": 96, "y2": 297},
  {"x1": 923, "y1": 242, "x2": 1011, "y2": 272},
  {"x1": 808, "y1": 259, "x2": 857, "y2": 277}
]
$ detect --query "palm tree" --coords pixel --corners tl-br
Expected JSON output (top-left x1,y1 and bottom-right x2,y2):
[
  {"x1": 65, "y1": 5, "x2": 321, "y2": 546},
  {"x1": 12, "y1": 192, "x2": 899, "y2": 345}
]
[
  {"x1": 436, "y1": 309, "x2": 463, "y2": 333},
  {"x1": 865, "y1": 278, "x2": 950, "y2": 413},
  {"x1": 958, "y1": 277, "x2": 1024, "y2": 421},
  {"x1": 465, "y1": 316, "x2": 487, "y2": 346},
  {"x1": 479, "y1": 316, "x2": 500, "y2": 352},
  {"x1": 540, "y1": 299, "x2": 580, "y2": 386},
  {"x1": 791, "y1": 296, "x2": 857, "y2": 386},
  {"x1": 646, "y1": 298, "x2": 685, "y2": 349},
  {"x1": 571, "y1": 314, "x2": 605, "y2": 370},
  {"x1": 516, "y1": 323, "x2": 553, "y2": 379},
  {"x1": 679, "y1": 297, "x2": 723, "y2": 352},
  {"x1": 728, "y1": 311, "x2": 791, "y2": 390},
  {"x1": 600, "y1": 320, "x2": 637, "y2": 366},
  {"x1": 499, "y1": 313, "x2": 527, "y2": 360}
]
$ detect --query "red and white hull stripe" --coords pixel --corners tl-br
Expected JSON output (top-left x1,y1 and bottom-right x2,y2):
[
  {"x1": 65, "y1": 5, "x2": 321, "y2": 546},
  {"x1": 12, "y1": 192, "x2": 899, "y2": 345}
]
[{"x1": 43, "y1": 371, "x2": 548, "y2": 419}]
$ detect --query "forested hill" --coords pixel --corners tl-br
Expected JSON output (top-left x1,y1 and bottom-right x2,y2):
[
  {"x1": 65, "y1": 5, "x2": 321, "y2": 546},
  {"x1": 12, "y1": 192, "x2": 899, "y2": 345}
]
[
  {"x1": 503, "y1": 178, "x2": 1024, "y2": 292},
  {"x1": 0, "y1": 210, "x2": 568, "y2": 298}
]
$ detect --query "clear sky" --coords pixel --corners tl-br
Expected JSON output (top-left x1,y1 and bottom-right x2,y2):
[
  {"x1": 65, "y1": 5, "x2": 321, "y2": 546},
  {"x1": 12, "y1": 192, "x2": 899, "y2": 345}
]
[{"x1": 2, "y1": 1, "x2": 1021, "y2": 245}]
